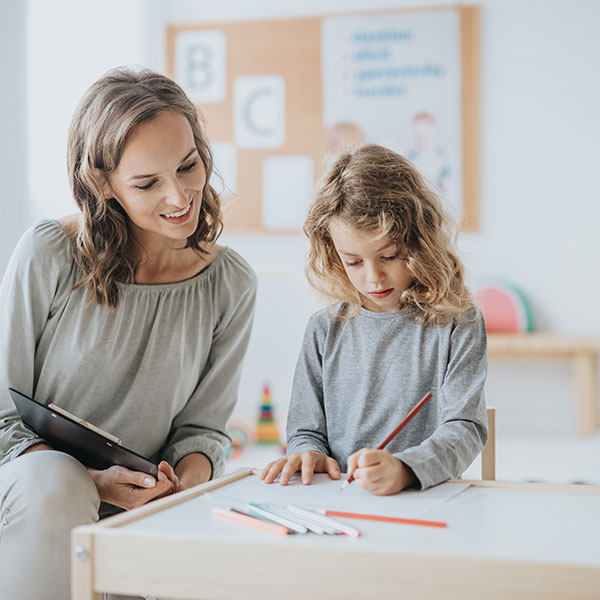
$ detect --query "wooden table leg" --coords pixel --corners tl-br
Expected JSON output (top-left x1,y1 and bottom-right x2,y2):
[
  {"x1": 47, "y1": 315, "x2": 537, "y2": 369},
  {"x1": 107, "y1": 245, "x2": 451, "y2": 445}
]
[
  {"x1": 574, "y1": 353, "x2": 598, "y2": 437},
  {"x1": 71, "y1": 529, "x2": 101, "y2": 600}
]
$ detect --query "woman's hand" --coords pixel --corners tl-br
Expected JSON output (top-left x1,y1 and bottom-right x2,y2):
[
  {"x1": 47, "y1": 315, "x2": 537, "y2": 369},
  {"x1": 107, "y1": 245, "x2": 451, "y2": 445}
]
[
  {"x1": 346, "y1": 448, "x2": 416, "y2": 495},
  {"x1": 261, "y1": 451, "x2": 340, "y2": 486},
  {"x1": 89, "y1": 460, "x2": 177, "y2": 510}
]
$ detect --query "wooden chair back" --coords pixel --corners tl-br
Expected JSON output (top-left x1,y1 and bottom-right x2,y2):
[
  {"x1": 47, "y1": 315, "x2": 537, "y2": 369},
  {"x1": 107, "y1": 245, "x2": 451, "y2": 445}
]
[{"x1": 481, "y1": 407, "x2": 496, "y2": 480}]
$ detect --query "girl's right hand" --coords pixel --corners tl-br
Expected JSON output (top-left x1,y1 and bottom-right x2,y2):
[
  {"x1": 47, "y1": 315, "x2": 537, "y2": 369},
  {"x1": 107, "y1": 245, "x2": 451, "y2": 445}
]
[
  {"x1": 88, "y1": 463, "x2": 175, "y2": 510},
  {"x1": 261, "y1": 451, "x2": 340, "y2": 486}
]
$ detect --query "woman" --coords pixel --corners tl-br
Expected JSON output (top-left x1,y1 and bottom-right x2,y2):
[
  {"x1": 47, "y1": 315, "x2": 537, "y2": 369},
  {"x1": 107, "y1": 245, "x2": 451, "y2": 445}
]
[{"x1": 0, "y1": 67, "x2": 256, "y2": 599}]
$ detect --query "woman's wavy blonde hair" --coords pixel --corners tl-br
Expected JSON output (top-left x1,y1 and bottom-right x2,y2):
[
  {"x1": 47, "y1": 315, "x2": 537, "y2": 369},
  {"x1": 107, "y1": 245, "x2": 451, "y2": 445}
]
[
  {"x1": 304, "y1": 144, "x2": 472, "y2": 325},
  {"x1": 67, "y1": 67, "x2": 223, "y2": 307}
]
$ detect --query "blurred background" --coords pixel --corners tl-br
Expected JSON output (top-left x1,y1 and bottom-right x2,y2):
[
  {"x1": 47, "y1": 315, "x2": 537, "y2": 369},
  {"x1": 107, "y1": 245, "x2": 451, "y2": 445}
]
[{"x1": 2, "y1": 0, "x2": 599, "y2": 483}]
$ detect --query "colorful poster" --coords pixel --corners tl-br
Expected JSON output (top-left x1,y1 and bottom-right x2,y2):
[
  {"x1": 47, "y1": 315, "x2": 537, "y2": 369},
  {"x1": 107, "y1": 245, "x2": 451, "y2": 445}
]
[{"x1": 322, "y1": 10, "x2": 462, "y2": 214}]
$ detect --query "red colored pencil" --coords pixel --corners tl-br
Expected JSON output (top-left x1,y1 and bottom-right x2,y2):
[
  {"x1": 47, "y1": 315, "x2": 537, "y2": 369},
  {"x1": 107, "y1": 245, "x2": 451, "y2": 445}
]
[
  {"x1": 341, "y1": 391, "x2": 433, "y2": 490},
  {"x1": 323, "y1": 510, "x2": 446, "y2": 528}
]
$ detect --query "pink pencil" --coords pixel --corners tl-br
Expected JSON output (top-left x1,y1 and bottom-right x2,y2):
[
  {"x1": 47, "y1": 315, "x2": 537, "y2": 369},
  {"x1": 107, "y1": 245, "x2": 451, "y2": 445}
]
[
  {"x1": 212, "y1": 507, "x2": 291, "y2": 536},
  {"x1": 341, "y1": 391, "x2": 433, "y2": 491}
]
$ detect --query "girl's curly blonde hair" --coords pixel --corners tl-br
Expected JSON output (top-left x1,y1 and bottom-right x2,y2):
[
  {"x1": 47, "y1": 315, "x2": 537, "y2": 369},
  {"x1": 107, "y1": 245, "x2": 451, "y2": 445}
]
[
  {"x1": 67, "y1": 67, "x2": 223, "y2": 308},
  {"x1": 304, "y1": 144, "x2": 472, "y2": 325}
]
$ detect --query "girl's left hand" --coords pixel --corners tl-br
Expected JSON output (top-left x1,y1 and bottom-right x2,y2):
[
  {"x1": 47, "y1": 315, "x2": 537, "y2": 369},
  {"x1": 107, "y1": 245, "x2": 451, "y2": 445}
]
[
  {"x1": 158, "y1": 461, "x2": 181, "y2": 494},
  {"x1": 345, "y1": 448, "x2": 416, "y2": 495}
]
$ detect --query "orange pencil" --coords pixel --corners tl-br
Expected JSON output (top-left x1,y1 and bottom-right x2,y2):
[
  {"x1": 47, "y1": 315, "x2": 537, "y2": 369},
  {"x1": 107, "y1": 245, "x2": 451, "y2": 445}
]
[
  {"x1": 323, "y1": 510, "x2": 446, "y2": 529},
  {"x1": 341, "y1": 391, "x2": 433, "y2": 490},
  {"x1": 212, "y1": 507, "x2": 291, "y2": 536}
]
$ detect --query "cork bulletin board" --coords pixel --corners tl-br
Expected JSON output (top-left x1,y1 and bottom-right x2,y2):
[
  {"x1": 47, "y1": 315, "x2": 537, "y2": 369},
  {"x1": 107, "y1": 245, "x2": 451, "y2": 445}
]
[{"x1": 166, "y1": 6, "x2": 480, "y2": 234}]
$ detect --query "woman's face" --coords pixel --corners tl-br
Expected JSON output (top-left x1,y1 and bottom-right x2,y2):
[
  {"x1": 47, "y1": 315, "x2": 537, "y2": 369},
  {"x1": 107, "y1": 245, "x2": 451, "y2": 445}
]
[{"x1": 105, "y1": 110, "x2": 206, "y2": 246}]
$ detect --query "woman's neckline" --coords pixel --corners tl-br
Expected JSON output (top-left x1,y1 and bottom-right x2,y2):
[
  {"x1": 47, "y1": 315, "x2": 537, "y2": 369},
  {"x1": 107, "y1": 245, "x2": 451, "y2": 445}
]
[{"x1": 50, "y1": 218, "x2": 229, "y2": 290}]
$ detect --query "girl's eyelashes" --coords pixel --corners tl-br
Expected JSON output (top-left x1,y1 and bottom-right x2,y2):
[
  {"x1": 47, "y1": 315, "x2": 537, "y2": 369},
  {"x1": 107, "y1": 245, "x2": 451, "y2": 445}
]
[
  {"x1": 345, "y1": 253, "x2": 405, "y2": 267},
  {"x1": 135, "y1": 161, "x2": 197, "y2": 191},
  {"x1": 382, "y1": 252, "x2": 403, "y2": 261}
]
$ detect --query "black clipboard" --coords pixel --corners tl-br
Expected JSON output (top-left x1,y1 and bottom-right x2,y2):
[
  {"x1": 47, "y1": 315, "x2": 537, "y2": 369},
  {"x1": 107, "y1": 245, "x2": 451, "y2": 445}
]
[{"x1": 9, "y1": 388, "x2": 158, "y2": 478}]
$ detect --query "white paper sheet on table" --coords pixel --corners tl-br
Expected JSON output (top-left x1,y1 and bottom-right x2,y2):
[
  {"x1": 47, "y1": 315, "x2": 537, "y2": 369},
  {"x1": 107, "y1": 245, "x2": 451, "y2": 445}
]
[{"x1": 204, "y1": 473, "x2": 470, "y2": 519}]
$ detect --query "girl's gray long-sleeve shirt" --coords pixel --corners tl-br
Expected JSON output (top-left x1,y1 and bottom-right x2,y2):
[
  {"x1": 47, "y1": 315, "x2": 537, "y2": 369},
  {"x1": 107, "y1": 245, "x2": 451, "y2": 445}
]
[
  {"x1": 286, "y1": 304, "x2": 488, "y2": 489},
  {"x1": 0, "y1": 220, "x2": 256, "y2": 478}
]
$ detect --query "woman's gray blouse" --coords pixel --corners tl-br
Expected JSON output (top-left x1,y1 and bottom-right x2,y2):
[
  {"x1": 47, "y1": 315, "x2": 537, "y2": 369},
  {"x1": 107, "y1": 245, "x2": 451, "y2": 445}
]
[{"x1": 0, "y1": 220, "x2": 256, "y2": 478}]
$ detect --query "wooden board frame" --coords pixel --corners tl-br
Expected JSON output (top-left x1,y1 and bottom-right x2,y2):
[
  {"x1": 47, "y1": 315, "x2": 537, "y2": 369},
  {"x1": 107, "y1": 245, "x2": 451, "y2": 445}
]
[
  {"x1": 166, "y1": 5, "x2": 480, "y2": 234},
  {"x1": 166, "y1": 18, "x2": 323, "y2": 234}
]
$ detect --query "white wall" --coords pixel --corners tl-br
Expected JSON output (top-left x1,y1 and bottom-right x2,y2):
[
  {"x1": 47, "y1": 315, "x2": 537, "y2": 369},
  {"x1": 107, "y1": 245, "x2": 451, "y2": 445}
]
[
  {"x1": 27, "y1": 0, "x2": 147, "y2": 221},
  {"x1": 0, "y1": 0, "x2": 30, "y2": 274},
  {"x1": 16, "y1": 0, "x2": 600, "y2": 438},
  {"x1": 461, "y1": 0, "x2": 600, "y2": 335}
]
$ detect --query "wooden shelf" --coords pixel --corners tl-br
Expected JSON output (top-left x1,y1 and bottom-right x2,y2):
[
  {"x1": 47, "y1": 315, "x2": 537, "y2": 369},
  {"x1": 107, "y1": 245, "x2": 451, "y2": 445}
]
[{"x1": 487, "y1": 333, "x2": 600, "y2": 437}]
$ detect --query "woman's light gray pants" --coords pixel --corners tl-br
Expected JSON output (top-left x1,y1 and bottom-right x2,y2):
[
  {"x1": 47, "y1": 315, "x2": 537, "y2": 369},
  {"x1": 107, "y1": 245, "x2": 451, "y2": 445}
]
[{"x1": 0, "y1": 450, "x2": 139, "y2": 600}]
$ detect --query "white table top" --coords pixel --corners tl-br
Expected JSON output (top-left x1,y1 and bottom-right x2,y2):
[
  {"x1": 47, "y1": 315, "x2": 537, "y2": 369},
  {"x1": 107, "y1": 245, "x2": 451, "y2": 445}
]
[{"x1": 117, "y1": 473, "x2": 600, "y2": 567}]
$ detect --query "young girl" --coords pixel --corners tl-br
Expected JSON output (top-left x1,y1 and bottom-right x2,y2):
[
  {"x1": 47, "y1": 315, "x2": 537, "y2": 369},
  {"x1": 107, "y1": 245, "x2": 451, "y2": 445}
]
[{"x1": 262, "y1": 144, "x2": 487, "y2": 495}]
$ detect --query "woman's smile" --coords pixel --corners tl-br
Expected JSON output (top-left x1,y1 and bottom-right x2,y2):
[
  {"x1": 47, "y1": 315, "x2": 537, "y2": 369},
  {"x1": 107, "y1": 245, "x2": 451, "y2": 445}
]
[{"x1": 160, "y1": 197, "x2": 193, "y2": 224}]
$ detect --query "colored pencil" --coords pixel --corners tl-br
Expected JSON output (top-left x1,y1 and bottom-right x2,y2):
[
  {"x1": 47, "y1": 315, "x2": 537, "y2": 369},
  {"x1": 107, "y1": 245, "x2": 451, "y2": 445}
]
[
  {"x1": 341, "y1": 391, "x2": 433, "y2": 490},
  {"x1": 249, "y1": 503, "x2": 328, "y2": 534},
  {"x1": 230, "y1": 506, "x2": 297, "y2": 533},
  {"x1": 259, "y1": 504, "x2": 332, "y2": 534},
  {"x1": 321, "y1": 509, "x2": 447, "y2": 528},
  {"x1": 212, "y1": 507, "x2": 291, "y2": 536},
  {"x1": 246, "y1": 503, "x2": 308, "y2": 534},
  {"x1": 287, "y1": 505, "x2": 361, "y2": 537}
]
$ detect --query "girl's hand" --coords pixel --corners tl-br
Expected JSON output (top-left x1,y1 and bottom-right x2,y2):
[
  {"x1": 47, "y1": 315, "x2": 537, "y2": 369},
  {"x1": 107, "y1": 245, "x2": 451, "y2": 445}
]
[
  {"x1": 158, "y1": 460, "x2": 181, "y2": 493},
  {"x1": 174, "y1": 453, "x2": 212, "y2": 491},
  {"x1": 89, "y1": 462, "x2": 176, "y2": 510},
  {"x1": 261, "y1": 451, "x2": 341, "y2": 486},
  {"x1": 346, "y1": 448, "x2": 416, "y2": 495}
]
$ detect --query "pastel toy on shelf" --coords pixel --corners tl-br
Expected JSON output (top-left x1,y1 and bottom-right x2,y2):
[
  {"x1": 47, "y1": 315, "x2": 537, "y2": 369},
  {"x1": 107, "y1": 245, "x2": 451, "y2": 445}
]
[
  {"x1": 473, "y1": 280, "x2": 534, "y2": 333},
  {"x1": 224, "y1": 422, "x2": 252, "y2": 460},
  {"x1": 255, "y1": 383, "x2": 281, "y2": 445}
]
